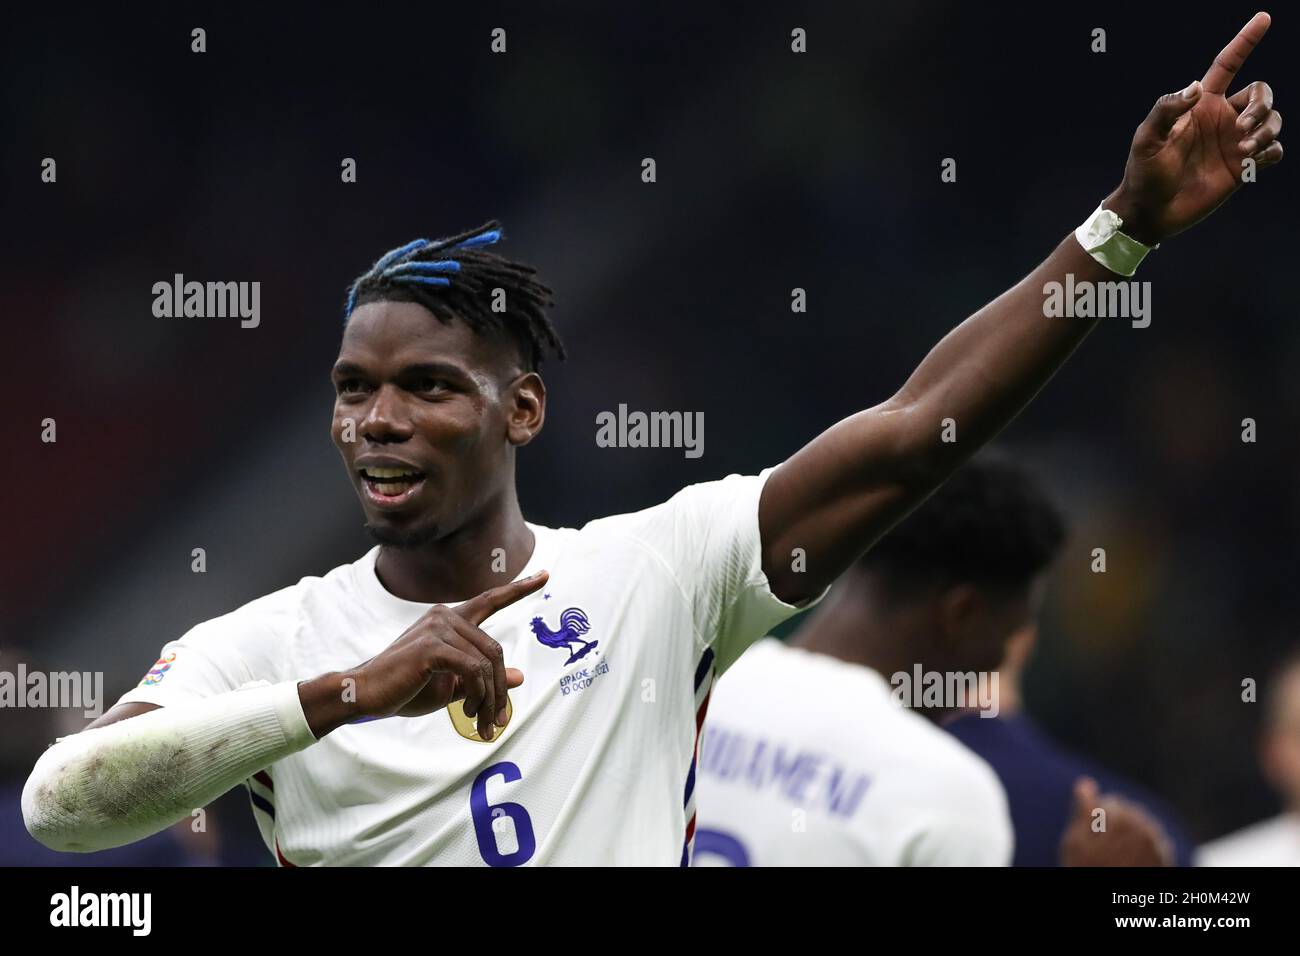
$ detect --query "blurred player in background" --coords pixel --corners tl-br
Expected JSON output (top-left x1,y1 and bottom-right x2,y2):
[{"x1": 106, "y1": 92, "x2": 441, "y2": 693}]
[
  {"x1": 948, "y1": 598, "x2": 1195, "y2": 866},
  {"x1": 693, "y1": 459, "x2": 1053, "y2": 865},
  {"x1": 696, "y1": 458, "x2": 1184, "y2": 867},
  {"x1": 1198, "y1": 655, "x2": 1300, "y2": 866},
  {"x1": 22, "y1": 16, "x2": 1282, "y2": 865}
]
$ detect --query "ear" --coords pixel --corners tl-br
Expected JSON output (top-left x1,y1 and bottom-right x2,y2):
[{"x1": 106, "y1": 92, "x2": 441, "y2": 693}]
[
  {"x1": 930, "y1": 582, "x2": 998, "y2": 671},
  {"x1": 505, "y1": 371, "x2": 546, "y2": 446},
  {"x1": 1001, "y1": 621, "x2": 1039, "y2": 672},
  {"x1": 935, "y1": 583, "x2": 985, "y2": 650}
]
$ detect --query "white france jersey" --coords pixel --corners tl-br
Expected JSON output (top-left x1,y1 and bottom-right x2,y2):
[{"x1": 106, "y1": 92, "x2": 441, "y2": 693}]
[
  {"x1": 692, "y1": 640, "x2": 1013, "y2": 866},
  {"x1": 116, "y1": 471, "x2": 812, "y2": 866},
  {"x1": 1197, "y1": 814, "x2": 1300, "y2": 867}
]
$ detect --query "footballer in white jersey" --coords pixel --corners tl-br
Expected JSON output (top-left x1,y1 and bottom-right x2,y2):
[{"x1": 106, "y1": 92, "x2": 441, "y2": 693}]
[
  {"x1": 115, "y1": 474, "x2": 804, "y2": 867},
  {"x1": 22, "y1": 35, "x2": 1285, "y2": 864}
]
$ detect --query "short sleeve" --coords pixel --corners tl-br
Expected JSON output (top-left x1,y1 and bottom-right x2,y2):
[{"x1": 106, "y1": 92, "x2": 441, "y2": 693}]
[
  {"x1": 897, "y1": 765, "x2": 1015, "y2": 866},
  {"x1": 600, "y1": 468, "x2": 827, "y2": 675},
  {"x1": 904, "y1": 813, "x2": 1014, "y2": 866},
  {"x1": 114, "y1": 590, "x2": 295, "y2": 709}
]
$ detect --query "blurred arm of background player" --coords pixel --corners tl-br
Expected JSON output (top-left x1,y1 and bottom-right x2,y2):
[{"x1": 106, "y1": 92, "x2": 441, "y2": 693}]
[
  {"x1": 759, "y1": 14, "x2": 1281, "y2": 605},
  {"x1": 1059, "y1": 777, "x2": 1174, "y2": 866}
]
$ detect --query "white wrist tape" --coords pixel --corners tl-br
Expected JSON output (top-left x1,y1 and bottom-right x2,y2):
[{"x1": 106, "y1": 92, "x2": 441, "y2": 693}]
[
  {"x1": 1074, "y1": 204, "x2": 1158, "y2": 277},
  {"x1": 22, "y1": 679, "x2": 315, "y2": 853}
]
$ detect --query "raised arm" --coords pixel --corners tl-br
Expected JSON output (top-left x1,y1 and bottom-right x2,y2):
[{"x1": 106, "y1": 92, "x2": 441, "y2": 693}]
[{"x1": 760, "y1": 13, "x2": 1281, "y2": 603}]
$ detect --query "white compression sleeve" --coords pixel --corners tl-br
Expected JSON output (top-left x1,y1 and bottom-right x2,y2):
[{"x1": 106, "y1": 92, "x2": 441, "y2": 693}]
[{"x1": 21, "y1": 680, "x2": 316, "y2": 853}]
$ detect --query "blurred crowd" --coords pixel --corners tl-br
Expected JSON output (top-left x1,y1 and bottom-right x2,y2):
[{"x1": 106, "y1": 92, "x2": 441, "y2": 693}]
[{"x1": 2, "y1": 3, "x2": 1296, "y2": 865}]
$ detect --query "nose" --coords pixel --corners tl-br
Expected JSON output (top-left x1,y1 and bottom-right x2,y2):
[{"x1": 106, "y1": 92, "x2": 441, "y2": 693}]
[{"x1": 360, "y1": 384, "x2": 414, "y2": 444}]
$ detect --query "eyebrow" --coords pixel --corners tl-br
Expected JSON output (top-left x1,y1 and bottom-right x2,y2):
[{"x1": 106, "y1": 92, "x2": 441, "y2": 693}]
[
  {"x1": 330, "y1": 361, "x2": 366, "y2": 380},
  {"x1": 330, "y1": 360, "x2": 471, "y2": 381}
]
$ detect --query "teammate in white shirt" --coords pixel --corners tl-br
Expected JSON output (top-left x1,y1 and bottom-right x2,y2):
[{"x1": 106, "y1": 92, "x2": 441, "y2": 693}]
[
  {"x1": 694, "y1": 459, "x2": 1064, "y2": 866},
  {"x1": 1198, "y1": 655, "x2": 1300, "y2": 867},
  {"x1": 21, "y1": 18, "x2": 1283, "y2": 865},
  {"x1": 693, "y1": 640, "x2": 1013, "y2": 866}
]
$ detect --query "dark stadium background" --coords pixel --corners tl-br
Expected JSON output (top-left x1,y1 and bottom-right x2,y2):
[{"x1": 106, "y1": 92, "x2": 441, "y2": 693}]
[{"x1": 2, "y1": 2, "x2": 1296, "y2": 864}]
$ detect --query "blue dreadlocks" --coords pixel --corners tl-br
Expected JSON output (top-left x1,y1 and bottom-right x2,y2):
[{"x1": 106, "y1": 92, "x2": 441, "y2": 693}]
[{"x1": 344, "y1": 220, "x2": 564, "y2": 369}]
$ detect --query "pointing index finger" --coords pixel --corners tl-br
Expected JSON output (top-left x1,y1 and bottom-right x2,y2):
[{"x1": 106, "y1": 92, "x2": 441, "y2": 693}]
[
  {"x1": 1201, "y1": 11, "x2": 1271, "y2": 95},
  {"x1": 459, "y1": 570, "x2": 549, "y2": 626}
]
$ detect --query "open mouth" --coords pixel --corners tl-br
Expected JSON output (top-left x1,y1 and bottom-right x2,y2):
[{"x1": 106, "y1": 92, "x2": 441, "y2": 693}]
[{"x1": 359, "y1": 466, "x2": 426, "y2": 506}]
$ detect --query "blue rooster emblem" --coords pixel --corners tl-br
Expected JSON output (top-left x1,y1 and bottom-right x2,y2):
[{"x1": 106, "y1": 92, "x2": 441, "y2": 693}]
[{"x1": 531, "y1": 607, "x2": 598, "y2": 664}]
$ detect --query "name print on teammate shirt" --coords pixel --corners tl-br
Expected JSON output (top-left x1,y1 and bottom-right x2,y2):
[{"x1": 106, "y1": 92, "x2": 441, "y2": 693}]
[{"x1": 699, "y1": 723, "x2": 871, "y2": 819}]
